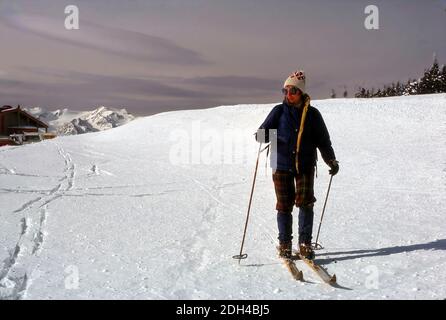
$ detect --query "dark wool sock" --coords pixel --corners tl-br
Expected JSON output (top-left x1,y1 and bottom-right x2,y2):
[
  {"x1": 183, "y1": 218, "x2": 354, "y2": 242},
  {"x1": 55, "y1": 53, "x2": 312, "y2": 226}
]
[
  {"x1": 298, "y1": 206, "x2": 314, "y2": 244},
  {"x1": 277, "y1": 211, "x2": 293, "y2": 243}
]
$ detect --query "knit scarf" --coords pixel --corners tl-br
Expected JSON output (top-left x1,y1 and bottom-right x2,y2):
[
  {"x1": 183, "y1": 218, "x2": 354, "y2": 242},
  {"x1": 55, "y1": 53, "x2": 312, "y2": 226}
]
[{"x1": 289, "y1": 94, "x2": 311, "y2": 173}]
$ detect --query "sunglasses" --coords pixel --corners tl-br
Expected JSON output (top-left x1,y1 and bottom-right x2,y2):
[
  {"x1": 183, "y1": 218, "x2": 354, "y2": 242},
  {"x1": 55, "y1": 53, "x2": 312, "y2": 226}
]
[{"x1": 281, "y1": 87, "x2": 301, "y2": 95}]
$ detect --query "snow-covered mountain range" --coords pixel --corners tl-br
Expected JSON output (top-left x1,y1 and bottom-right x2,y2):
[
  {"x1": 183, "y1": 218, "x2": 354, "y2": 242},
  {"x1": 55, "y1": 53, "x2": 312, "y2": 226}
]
[
  {"x1": 25, "y1": 106, "x2": 135, "y2": 135},
  {"x1": 1, "y1": 94, "x2": 445, "y2": 299}
]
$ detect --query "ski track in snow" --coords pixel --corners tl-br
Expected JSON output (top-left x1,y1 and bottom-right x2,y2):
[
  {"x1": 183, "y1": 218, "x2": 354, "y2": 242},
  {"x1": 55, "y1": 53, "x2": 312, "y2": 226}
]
[
  {"x1": 0, "y1": 142, "x2": 76, "y2": 299},
  {"x1": 168, "y1": 172, "x2": 226, "y2": 298},
  {"x1": 170, "y1": 170, "x2": 279, "y2": 298},
  {"x1": 1, "y1": 142, "x2": 187, "y2": 299}
]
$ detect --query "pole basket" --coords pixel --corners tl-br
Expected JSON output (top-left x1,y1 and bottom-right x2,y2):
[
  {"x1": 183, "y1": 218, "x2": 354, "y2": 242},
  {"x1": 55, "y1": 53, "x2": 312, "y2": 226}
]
[
  {"x1": 232, "y1": 254, "x2": 248, "y2": 260},
  {"x1": 311, "y1": 242, "x2": 324, "y2": 250}
]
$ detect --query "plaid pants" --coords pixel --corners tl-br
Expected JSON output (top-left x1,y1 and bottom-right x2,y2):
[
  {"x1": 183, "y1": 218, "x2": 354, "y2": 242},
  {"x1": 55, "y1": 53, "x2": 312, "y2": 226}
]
[{"x1": 272, "y1": 169, "x2": 316, "y2": 213}]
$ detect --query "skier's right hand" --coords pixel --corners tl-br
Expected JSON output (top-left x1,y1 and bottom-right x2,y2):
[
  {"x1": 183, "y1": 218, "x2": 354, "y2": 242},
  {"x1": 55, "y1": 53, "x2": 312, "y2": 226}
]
[{"x1": 328, "y1": 160, "x2": 339, "y2": 176}]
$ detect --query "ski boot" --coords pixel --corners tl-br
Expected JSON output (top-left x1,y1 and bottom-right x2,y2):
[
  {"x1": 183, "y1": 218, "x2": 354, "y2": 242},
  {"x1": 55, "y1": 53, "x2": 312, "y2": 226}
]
[
  {"x1": 299, "y1": 243, "x2": 315, "y2": 260},
  {"x1": 278, "y1": 241, "x2": 292, "y2": 259}
]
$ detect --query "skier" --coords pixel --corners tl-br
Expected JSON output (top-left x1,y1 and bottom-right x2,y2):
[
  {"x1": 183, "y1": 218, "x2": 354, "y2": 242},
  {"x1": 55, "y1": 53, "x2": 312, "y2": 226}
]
[{"x1": 255, "y1": 70, "x2": 339, "y2": 260}]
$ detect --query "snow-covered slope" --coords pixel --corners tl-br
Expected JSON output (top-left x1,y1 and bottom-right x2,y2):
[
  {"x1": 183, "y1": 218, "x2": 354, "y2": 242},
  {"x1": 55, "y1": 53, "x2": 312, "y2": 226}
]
[
  {"x1": 26, "y1": 106, "x2": 135, "y2": 135},
  {"x1": 1, "y1": 94, "x2": 445, "y2": 299}
]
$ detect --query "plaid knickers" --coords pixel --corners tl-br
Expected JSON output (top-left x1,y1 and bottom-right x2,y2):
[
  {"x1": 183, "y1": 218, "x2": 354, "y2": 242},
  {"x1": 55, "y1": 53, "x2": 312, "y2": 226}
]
[{"x1": 272, "y1": 169, "x2": 316, "y2": 212}]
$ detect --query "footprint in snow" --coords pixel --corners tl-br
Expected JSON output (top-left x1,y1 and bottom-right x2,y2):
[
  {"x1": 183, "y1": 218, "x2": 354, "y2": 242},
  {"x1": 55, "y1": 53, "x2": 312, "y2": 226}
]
[{"x1": 90, "y1": 165, "x2": 100, "y2": 175}]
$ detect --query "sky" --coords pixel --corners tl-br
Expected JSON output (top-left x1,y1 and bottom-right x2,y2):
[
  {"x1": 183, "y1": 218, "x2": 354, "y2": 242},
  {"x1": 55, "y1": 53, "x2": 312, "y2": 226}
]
[{"x1": 0, "y1": 0, "x2": 445, "y2": 115}]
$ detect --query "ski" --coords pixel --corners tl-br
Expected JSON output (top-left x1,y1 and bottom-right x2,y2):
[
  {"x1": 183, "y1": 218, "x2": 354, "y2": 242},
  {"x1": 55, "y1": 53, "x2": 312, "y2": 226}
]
[
  {"x1": 281, "y1": 256, "x2": 304, "y2": 281},
  {"x1": 296, "y1": 253, "x2": 336, "y2": 285},
  {"x1": 277, "y1": 247, "x2": 304, "y2": 281}
]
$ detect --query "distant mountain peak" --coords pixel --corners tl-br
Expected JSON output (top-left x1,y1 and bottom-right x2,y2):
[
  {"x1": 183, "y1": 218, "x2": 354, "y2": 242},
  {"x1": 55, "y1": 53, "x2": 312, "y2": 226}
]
[{"x1": 25, "y1": 106, "x2": 136, "y2": 135}]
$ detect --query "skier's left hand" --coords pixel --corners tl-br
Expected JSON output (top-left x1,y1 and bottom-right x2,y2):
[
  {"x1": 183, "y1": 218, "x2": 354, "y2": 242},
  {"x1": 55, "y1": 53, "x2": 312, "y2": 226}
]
[{"x1": 328, "y1": 160, "x2": 339, "y2": 176}]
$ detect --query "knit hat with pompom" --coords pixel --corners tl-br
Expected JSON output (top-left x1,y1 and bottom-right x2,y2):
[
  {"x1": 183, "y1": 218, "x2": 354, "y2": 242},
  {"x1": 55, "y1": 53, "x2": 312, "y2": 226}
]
[{"x1": 283, "y1": 70, "x2": 306, "y2": 94}]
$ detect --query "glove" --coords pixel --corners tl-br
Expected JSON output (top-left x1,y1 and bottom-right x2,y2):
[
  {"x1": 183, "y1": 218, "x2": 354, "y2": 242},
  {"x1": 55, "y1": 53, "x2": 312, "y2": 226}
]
[{"x1": 328, "y1": 160, "x2": 339, "y2": 176}]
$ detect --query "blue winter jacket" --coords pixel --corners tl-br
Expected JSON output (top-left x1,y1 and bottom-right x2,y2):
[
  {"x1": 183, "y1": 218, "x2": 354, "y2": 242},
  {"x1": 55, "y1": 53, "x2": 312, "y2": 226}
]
[{"x1": 256, "y1": 100, "x2": 336, "y2": 173}]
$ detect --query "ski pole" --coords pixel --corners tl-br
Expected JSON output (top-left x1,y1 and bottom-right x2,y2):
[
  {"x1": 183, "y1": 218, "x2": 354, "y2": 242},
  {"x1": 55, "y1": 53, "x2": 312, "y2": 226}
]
[
  {"x1": 233, "y1": 142, "x2": 268, "y2": 264},
  {"x1": 313, "y1": 175, "x2": 334, "y2": 250}
]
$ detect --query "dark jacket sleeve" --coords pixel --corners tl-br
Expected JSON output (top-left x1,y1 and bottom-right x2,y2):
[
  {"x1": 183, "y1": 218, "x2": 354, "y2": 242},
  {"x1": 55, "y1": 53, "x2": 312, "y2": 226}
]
[
  {"x1": 255, "y1": 105, "x2": 281, "y2": 143},
  {"x1": 314, "y1": 109, "x2": 336, "y2": 164}
]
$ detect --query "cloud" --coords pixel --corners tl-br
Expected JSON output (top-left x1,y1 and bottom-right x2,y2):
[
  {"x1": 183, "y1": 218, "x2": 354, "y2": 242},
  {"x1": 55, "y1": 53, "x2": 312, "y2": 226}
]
[
  {"x1": 1, "y1": 68, "x2": 281, "y2": 114},
  {"x1": 20, "y1": 67, "x2": 281, "y2": 97},
  {"x1": 3, "y1": 69, "x2": 217, "y2": 99},
  {"x1": 186, "y1": 76, "x2": 280, "y2": 91},
  {"x1": 0, "y1": 86, "x2": 227, "y2": 116},
  {"x1": 2, "y1": 13, "x2": 211, "y2": 66},
  {"x1": 0, "y1": 68, "x2": 226, "y2": 113},
  {"x1": 0, "y1": 78, "x2": 22, "y2": 87}
]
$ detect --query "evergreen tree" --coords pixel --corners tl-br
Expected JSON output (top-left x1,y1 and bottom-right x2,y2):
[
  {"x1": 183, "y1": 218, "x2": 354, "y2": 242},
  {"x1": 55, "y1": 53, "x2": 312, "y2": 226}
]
[
  {"x1": 355, "y1": 87, "x2": 366, "y2": 98},
  {"x1": 419, "y1": 68, "x2": 429, "y2": 94},
  {"x1": 395, "y1": 81, "x2": 402, "y2": 95},
  {"x1": 430, "y1": 59, "x2": 442, "y2": 93},
  {"x1": 389, "y1": 83, "x2": 396, "y2": 96},
  {"x1": 419, "y1": 58, "x2": 441, "y2": 94},
  {"x1": 403, "y1": 79, "x2": 413, "y2": 95},
  {"x1": 441, "y1": 65, "x2": 446, "y2": 92},
  {"x1": 353, "y1": 58, "x2": 445, "y2": 98},
  {"x1": 407, "y1": 78, "x2": 420, "y2": 95}
]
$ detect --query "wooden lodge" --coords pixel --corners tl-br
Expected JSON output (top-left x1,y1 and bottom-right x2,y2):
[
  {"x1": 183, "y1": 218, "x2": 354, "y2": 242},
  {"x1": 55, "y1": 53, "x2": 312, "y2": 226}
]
[{"x1": 0, "y1": 105, "x2": 55, "y2": 146}]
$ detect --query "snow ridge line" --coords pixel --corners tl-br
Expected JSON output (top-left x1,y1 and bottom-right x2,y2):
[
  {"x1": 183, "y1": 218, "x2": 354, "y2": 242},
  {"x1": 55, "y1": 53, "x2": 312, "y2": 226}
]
[{"x1": 0, "y1": 143, "x2": 76, "y2": 300}]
